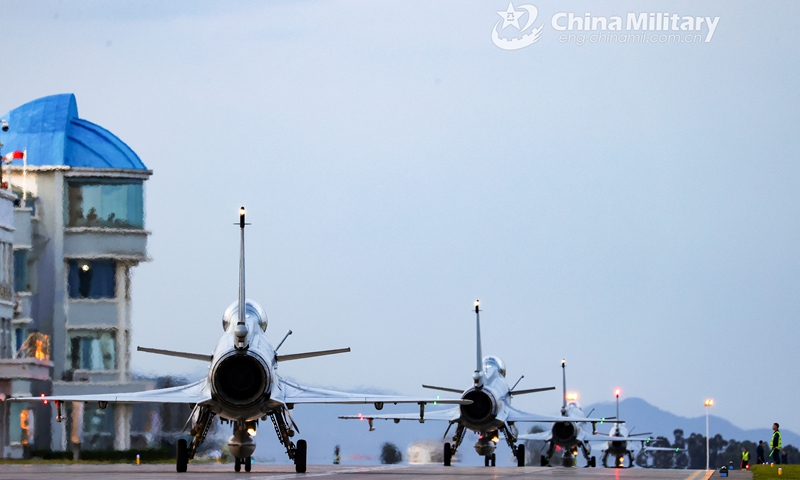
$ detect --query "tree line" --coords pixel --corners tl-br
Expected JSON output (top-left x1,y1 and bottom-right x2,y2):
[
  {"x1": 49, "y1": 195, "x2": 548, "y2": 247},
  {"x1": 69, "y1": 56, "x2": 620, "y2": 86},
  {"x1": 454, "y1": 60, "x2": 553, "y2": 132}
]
[
  {"x1": 524, "y1": 427, "x2": 800, "y2": 468},
  {"x1": 636, "y1": 429, "x2": 800, "y2": 469}
]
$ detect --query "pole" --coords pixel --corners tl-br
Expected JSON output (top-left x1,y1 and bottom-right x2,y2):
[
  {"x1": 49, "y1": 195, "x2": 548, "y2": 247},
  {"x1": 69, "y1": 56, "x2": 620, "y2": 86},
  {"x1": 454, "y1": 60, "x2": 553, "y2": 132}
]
[{"x1": 706, "y1": 407, "x2": 709, "y2": 470}]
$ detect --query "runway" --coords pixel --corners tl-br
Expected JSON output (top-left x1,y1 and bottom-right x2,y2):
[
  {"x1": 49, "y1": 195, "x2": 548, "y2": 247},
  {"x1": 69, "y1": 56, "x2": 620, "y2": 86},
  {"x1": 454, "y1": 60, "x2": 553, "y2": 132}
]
[{"x1": 0, "y1": 464, "x2": 722, "y2": 480}]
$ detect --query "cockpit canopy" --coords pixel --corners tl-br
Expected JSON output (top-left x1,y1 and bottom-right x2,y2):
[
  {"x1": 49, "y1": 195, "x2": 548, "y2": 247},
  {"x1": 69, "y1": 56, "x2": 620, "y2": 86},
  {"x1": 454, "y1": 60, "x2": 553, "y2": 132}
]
[
  {"x1": 222, "y1": 300, "x2": 268, "y2": 332},
  {"x1": 483, "y1": 355, "x2": 506, "y2": 377}
]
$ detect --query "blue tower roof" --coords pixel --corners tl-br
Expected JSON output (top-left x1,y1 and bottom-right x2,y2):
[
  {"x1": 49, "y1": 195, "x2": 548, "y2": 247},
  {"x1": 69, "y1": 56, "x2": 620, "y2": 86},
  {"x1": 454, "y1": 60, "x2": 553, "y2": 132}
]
[{"x1": 1, "y1": 94, "x2": 147, "y2": 170}]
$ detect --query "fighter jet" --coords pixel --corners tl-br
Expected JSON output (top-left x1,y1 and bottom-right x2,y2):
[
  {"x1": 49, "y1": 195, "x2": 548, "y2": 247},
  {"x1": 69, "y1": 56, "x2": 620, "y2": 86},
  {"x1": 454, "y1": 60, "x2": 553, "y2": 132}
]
[
  {"x1": 517, "y1": 360, "x2": 621, "y2": 467},
  {"x1": 583, "y1": 389, "x2": 680, "y2": 468},
  {"x1": 13, "y1": 208, "x2": 468, "y2": 473},
  {"x1": 340, "y1": 301, "x2": 605, "y2": 467}
]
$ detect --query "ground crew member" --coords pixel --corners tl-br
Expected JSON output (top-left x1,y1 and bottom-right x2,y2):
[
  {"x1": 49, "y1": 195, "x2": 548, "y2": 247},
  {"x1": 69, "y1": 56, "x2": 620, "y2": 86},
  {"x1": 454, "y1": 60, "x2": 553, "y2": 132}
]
[
  {"x1": 757, "y1": 440, "x2": 765, "y2": 464},
  {"x1": 741, "y1": 447, "x2": 750, "y2": 469},
  {"x1": 334, "y1": 445, "x2": 340, "y2": 465},
  {"x1": 771, "y1": 423, "x2": 782, "y2": 464}
]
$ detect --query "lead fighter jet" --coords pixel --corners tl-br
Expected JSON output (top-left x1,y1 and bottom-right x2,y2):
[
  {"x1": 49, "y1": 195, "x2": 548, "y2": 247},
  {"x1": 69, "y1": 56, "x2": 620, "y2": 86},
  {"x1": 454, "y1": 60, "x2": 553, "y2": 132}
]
[
  {"x1": 340, "y1": 301, "x2": 609, "y2": 467},
  {"x1": 13, "y1": 208, "x2": 468, "y2": 473}
]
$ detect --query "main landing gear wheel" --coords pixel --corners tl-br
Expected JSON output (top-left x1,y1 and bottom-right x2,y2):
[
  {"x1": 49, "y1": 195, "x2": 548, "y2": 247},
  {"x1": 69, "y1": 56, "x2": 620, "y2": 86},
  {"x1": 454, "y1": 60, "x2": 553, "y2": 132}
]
[
  {"x1": 245, "y1": 456, "x2": 252, "y2": 472},
  {"x1": 295, "y1": 439, "x2": 307, "y2": 473},
  {"x1": 443, "y1": 443, "x2": 452, "y2": 466},
  {"x1": 176, "y1": 439, "x2": 188, "y2": 473},
  {"x1": 517, "y1": 444, "x2": 525, "y2": 467},
  {"x1": 234, "y1": 457, "x2": 241, "y2": 472},
  {"x1": 541, "y1": 455, "x2": 548, "y2": 467},
  {"x1": 590, "y1": 456, "x2": 596, "y2": 468}
]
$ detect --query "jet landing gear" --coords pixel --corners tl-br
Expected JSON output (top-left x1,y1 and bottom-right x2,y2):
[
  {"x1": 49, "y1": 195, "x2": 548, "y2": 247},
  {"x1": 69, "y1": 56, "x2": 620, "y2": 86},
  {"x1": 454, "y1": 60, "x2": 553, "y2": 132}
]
[
  {"x1": 270, "y1": 410, "x2": 307, "y2": 473},
  {"x1": 234, "y1": 456, "x2": 252, "y2": 473},
  {"x1": 176, "y1": 407, "x2": 216, "y2": 473},
  {"x1": 484, "y1": 453, "x2": 496, "y2": 466},
  {"x1": 443, "y1": 424, "x2": 465, "y2": 466}
]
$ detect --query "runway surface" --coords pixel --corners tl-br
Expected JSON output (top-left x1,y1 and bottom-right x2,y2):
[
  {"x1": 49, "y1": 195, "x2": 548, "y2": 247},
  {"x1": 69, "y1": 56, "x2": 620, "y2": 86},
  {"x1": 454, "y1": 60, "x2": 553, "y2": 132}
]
[{"x1": 0, "y1": 464, "x2": 723, "y2": 480}]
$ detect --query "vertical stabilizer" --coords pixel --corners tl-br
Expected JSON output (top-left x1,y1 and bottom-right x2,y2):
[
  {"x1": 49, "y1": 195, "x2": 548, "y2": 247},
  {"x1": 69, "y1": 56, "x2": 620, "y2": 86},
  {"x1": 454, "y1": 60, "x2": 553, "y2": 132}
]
[
  {"x1": 473, "y1": 300, "x2": 483, "y2": 386},
  {"x1": 234, "y1": 207, "x2": 249, "y2": 349},
  {"x1": 560, "y1": 359, "x2": 567, "y2": 415}
]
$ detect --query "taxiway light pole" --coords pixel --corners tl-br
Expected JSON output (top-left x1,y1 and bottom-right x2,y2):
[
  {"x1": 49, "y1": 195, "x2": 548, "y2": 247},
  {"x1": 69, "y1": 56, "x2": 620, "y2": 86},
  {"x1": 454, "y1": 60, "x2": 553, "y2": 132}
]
[{"x1": 704, "y1": 399, "x2": 714, "y2": 470}]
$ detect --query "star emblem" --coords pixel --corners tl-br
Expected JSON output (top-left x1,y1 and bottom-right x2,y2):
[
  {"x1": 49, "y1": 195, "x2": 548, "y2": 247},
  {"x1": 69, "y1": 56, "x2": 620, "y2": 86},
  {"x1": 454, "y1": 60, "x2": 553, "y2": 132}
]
[{"x1": 497, "y1": 2, "x2": 525, "y2": 30}]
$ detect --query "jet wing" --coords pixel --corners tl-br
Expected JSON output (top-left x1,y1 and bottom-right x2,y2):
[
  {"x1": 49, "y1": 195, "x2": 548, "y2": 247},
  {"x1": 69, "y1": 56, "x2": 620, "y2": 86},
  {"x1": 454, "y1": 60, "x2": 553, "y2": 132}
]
[
  {"x1": 277, "y1": 378, "x2": 469, "y2": 406},
  {"x1": 505, "y1": 406, "x2": 613, "y2": 424},
  {"x1": 339, "y1": 406, "x2": 461, "y2": 422},
  {"x1": 642, "y1": 445, "x2": 681, "y2": 452},
  {"x1": 11, "y1": 379, "x2": 211, "y2": 405},
  {"x1": 518, "y1": 430, "x2": 553, "y2": 441},
  {"x1": 583, "y1": 432, "x2": 626, "y2": 442}
]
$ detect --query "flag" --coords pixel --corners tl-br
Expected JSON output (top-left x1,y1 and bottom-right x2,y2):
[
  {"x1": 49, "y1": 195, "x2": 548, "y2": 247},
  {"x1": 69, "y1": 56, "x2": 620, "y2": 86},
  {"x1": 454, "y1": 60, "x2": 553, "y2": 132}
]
[{"x1": 2, "y1": 150, "x2": 23, "y2": 164}]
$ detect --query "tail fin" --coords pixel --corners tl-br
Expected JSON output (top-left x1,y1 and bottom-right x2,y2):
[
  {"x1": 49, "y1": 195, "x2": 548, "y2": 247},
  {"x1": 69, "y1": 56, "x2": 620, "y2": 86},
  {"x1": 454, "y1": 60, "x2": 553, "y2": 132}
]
[
  {"x1": 234, "y1": 207, "x2": 250, "y2": 349},
  {"x1": 560, "y1": 359, "x2": 567, "y2": 415},
  {"x1": 473, "y1": 300, "x2": 483, "y2": 386}
]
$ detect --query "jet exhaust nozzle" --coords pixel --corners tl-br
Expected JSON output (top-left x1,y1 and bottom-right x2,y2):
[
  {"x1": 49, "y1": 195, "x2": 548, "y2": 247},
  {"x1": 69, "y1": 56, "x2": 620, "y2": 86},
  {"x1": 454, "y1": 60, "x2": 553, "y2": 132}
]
[
  {"x1": 211, "y1": 351, "x2": 270, "y2": 408},
  {"x1": 459, "y1": 387, "x2": 498, "y2": 425},
  {"x1": 552, "y1": 421, "x2": 578, "y2": 444}
]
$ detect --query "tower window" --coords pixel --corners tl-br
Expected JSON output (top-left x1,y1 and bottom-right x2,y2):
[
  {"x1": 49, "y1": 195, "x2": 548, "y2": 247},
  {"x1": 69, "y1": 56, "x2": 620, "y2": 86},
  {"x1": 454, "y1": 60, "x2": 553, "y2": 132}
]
[
  {"x1": 68, "y1": 330, "x2": 116, "y2": 370},
  {"x1": 68, "y1": 260, "x2": 116, "y2": 299}
]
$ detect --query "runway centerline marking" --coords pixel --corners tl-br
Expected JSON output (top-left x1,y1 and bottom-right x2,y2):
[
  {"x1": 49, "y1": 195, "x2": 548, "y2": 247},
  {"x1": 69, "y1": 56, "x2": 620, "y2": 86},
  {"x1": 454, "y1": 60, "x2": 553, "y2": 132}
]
[{"x1": 251, "y1": 464, "x2": 409, "y2": 479}]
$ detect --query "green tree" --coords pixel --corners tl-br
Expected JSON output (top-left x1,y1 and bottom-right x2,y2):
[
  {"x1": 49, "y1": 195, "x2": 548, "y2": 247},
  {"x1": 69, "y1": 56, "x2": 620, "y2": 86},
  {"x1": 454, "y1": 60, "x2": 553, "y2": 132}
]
[
  {"x1": 673, "y1": 429, "x2": 689, "y2": 469},
  {"x1": 686, "y1": 433, "x2": 706, "y2": 469},
  {"x1": 380, "y1": 442, "x2": 402, "y2": 464}
]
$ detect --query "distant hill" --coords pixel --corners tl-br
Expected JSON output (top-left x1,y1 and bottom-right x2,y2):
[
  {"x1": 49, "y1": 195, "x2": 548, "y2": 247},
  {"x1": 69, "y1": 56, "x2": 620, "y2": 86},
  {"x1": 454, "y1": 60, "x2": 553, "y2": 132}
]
[{"x1": 583, "y1": 397, "x2": 799, "y2": 447}]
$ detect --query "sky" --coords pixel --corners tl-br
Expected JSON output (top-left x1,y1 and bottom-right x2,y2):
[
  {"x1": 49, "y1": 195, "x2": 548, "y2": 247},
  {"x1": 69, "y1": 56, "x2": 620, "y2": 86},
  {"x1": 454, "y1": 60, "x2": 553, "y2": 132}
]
[{"x1": 1, "y1": 0, "x2": 798, "y2": 433}]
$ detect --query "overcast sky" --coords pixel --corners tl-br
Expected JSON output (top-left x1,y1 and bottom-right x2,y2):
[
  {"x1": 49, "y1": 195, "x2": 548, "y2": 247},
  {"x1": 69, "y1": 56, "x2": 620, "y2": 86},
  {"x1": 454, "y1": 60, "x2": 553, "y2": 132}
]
[{"x1": 1, "y1": 0, "x2": 798, "y2": 433}]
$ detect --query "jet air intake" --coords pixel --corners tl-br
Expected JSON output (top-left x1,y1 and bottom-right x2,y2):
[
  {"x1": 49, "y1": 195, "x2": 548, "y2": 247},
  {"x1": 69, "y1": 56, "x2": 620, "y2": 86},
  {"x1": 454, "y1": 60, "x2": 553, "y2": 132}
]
[
  {"x1": 212, "y1": 351, "x2": 270, "y2": 407},
  {"x1": 460, "y1": 387, "x2": 497, "y2": 425}
]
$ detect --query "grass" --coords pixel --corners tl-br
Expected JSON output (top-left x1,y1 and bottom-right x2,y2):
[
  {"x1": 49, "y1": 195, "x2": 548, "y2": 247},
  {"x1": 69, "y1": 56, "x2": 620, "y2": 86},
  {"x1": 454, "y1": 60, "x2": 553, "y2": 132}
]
[{"x1": 752, "y1": 464, "x2": 800, "y2": 479}]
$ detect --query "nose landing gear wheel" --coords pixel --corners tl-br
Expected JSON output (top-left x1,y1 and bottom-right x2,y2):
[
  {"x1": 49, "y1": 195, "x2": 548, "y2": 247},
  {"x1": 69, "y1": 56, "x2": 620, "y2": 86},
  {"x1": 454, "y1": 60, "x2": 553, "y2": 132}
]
[
  {"x1": 176, "y1": 439, "x2": 188, "y2": 473},
  {"x1": 295, "y1": 439, "x2": 307, "y2": 473},
  {"x1": 491, "y1": 453, "x2": 496, "y2": 466},
  {"x1": 541, "y1": 455, "x2": 548, "y2": 467},
  {"x1": 234, "y1": 457, "x2": 241, "y2": 472},
  {"x1": 517, "y1": 444, "x2": 525, "y2": 467},
  {"x1": 590, "y1": 456, "x2": 596, "y2": 468},
  {"x1": 245, "y1": 456, "x2": 251, "y2": 472},
  {"x1": 443, "y1": 443, "x2": 452, "y2": 466}
]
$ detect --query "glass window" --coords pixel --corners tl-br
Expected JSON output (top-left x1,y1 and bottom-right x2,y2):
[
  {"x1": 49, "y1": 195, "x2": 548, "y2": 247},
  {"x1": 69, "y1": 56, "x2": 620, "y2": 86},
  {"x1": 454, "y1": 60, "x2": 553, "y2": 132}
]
[
  {"x1": 13, "y1": 249, "x2": 28, "y2": 292},
  {"x1": 67, "y1": 330, "x2": 116, "y2": 370},
  {"x1": 8, "y1": 403, "x2": 34, "y2": 446},
  {"x1": 65, "y1": 179, "x2": 143, "y2": 228},
  {"x1": 67, "y1": 260, "x2": 116, "y2": 299}
]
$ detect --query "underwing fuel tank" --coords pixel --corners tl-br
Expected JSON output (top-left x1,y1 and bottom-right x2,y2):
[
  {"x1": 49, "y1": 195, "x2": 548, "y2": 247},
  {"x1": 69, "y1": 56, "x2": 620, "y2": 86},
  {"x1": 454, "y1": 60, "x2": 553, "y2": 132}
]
[{"x1": 228, "y1": 429, "x2": 256, "y2": 459}]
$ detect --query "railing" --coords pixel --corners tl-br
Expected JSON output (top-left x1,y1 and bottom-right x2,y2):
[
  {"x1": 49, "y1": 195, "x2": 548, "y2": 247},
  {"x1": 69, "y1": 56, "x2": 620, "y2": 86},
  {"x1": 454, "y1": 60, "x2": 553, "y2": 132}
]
[{"x1": 15, "y1": 332, "x2": 50, "y2": 361}]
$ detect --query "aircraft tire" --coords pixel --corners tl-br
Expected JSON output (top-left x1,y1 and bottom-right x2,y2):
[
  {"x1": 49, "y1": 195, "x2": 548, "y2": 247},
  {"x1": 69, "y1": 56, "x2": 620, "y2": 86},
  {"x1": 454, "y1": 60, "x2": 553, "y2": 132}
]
[
  {"x1": 517, "y1": 444, "x2": 525, "y2": 467},
  {"x1": 245, "y1": 456, "x2": 252, "y2": 472},
  {"x1": 176, "y1": 439, "x2": 188, "y2": 473},
  {"x1": 234, "y1": 457, "x2": 241, "y2": 472},
  {"x1": 541, "y1": 455, "x2": 548, "y2": 467},
  {"x1": 443, "y1": 443, "x2": 452, "y2": 466},
  {"x1": 491, "y1": 453, "x2": 496, "y2": 467},
  {"x1": 485, "y1": 455, "x2": 490, "y2": 467},
  {"x1": 295, "y1": 439, "x2": 307, "y2": 473},
  {"x1": 590, "y1": 456, "x2": 596, "y2": 468}
]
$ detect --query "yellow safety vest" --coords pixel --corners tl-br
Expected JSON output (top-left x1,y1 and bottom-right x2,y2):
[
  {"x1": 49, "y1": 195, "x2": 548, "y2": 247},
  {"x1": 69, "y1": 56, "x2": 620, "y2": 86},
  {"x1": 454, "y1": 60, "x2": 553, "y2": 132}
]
[
  {"x1": 742, "y1": 451, "x2": 749, "y2": 462},
  {"x1": 772, "y1": 430, "x2": 782, "y2": 450}
]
